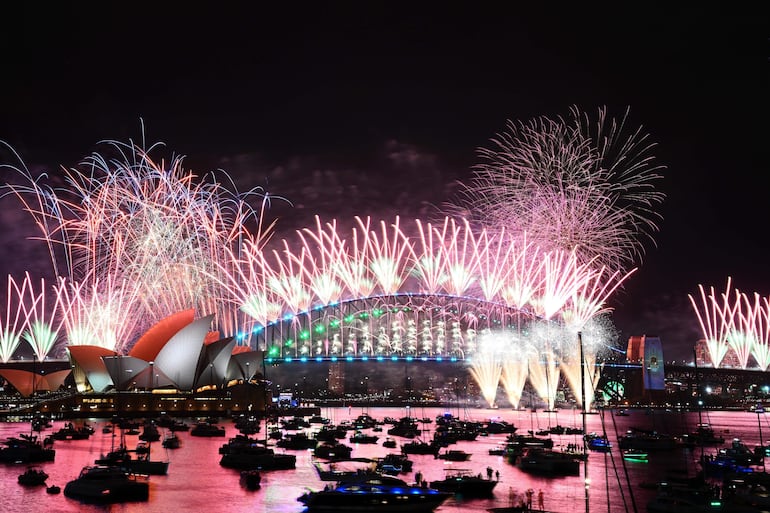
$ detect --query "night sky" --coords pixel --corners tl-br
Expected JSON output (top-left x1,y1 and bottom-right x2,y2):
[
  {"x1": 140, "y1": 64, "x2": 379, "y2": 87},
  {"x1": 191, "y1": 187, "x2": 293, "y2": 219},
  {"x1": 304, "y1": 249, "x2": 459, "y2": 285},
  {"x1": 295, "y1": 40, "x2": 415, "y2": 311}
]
[{"x1": 1, "y1": 4, "x2": 767, "y2": 361}]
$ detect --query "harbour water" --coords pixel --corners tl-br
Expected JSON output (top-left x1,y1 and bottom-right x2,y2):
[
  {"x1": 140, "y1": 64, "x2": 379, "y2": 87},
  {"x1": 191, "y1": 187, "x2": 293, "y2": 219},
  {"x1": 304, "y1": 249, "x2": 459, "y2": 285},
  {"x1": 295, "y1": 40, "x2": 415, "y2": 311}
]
[{"x1": 0, "y1": 407, "x2": 766, "y2": 512}]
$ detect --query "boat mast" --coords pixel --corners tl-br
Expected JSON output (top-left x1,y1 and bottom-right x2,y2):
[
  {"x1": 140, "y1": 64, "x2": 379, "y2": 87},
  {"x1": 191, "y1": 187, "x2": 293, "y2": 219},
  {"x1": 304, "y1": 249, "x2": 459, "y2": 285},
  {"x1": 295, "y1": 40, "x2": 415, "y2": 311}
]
[{"x1": 578, "y1": 331, "x2": 589, "y2": 513}]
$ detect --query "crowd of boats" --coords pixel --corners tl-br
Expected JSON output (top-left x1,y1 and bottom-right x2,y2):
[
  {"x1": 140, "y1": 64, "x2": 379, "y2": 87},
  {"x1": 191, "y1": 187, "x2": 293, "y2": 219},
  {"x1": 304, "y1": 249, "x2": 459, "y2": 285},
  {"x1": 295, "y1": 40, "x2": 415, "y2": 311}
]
[{"x1": 5, "y1": 408, "x2": 770, "y2": 511}]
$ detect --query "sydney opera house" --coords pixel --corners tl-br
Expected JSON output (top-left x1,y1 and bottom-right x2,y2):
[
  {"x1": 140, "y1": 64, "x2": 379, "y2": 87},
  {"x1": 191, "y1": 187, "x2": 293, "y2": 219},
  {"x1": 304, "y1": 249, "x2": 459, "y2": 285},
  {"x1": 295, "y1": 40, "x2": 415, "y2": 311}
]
[{"x1": 0, "y1": 310, "x2": 268, "y2": 418}]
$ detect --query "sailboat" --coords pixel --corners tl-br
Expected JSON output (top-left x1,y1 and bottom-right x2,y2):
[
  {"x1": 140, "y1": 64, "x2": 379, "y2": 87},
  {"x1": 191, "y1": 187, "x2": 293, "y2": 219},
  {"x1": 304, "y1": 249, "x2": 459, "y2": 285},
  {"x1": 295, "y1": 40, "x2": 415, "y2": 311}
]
[{"x1": 95, "y1": 424, "x2": 169, "y2": 475}]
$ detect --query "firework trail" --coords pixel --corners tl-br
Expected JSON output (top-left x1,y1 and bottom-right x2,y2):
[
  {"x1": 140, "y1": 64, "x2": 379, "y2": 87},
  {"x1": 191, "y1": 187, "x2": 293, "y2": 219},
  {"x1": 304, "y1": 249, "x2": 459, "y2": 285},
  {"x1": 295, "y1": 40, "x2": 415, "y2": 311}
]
[
  {"x1": 0, "y1": 275, "x2": 31, "y2": 362},
  {"x1": 689, "y1": 279, "x2": 736, "y2": 367},
  {"x1": 18, "y1": 273, "x2": 62, "y2": 360}
]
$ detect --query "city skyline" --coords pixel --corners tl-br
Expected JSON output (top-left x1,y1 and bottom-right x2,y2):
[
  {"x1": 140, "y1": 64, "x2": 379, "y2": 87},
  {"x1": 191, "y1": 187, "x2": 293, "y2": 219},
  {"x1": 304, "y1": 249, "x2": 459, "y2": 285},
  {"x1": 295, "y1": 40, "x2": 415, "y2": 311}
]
[{"x1": 1, "y1": 4, "x2": 767, "y2": 361}]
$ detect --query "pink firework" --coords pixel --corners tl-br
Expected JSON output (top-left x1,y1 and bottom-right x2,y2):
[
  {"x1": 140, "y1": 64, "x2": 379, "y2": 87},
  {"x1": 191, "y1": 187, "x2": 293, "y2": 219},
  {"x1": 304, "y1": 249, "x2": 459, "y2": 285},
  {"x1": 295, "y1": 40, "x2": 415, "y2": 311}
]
[
  {"x1": 0, "y1": 274, "x2": 33, "y2": 362},
  {"x1": 447, "y1": 107, "x2": 665, "y2": 274}
]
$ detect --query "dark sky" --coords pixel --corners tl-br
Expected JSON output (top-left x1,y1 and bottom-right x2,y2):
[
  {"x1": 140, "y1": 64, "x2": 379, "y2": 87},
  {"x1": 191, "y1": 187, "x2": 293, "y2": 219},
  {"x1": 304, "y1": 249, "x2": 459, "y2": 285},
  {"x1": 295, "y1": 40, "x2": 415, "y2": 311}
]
[{"x1": 1, "y1": 4, "x2": 767, "y2": 361}]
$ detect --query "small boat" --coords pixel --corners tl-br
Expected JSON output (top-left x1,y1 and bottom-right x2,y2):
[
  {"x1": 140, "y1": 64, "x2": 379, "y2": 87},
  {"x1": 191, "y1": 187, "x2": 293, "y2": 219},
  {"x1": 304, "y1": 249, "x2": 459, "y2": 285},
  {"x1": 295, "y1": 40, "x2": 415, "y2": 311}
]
[
  {"x1": 64, "y1": 466, "x2": 149, "y2": 503},
  {"x1": 518, "y1": 447, "x2": 581, "y2": 476},
  {"x1": 401, "y1": 440, "x2": 440, "y2": 456},
  {"x1": 488, "y1": 444, "x2": 507, "y2": 456},
  {"x1": 615, "y1": 409, "x2": 630, "y2": 416},
  {"x1": 139, "y1": 422, "x2": 160, "y2": 442},
  {"x1": 18, "y1": 466, "x2": 49, "y2": 486},
  {"x1": 375, "y1": 453, "x2": 413, "y2": 475},
  {"x1": 95, "y1": 445, "x2": 170, "y2": 475},
  {"x1": 429, "y1": 469, "x2": 497, "y2": 496},
  {"x1": 436, "y1": 449, "x2": 472, "y2": 461},
  {"x1": 349, "y1": 431, "x2": 379, "y2": 444},
  {"x1": 585, "y1": 433, "x2": 612, "y2": 452},
  {"x1": 0, "y1": 434, "x2": 56, "y2": 463},
  {"x1": 276, "y1": 432, "x2": 317, "y2": 450},
  {"x1": 46, "y1": 485, "x2": 61, "y2": 494},
  {"x1": 239, "y1": 469, "x2": 261, "y2": 490},
  {"x1": 162, "y1": 433, "x2": 181, "y2": 449},
  {"x1": 190, "y1": 422, "x2": 226, "y2": 437},
  {"x1": 314, "y1": 441, "x2": 353, "y2": 460},
  {"x1": 297, "y1": 475, "x2": 452, "y2": 512},
  {"x1": 382, "y1": 437, "x2": 397, "y2": 449},
  {"x1": 622, "y1": 449, "x2": 649, "y2": 462}
]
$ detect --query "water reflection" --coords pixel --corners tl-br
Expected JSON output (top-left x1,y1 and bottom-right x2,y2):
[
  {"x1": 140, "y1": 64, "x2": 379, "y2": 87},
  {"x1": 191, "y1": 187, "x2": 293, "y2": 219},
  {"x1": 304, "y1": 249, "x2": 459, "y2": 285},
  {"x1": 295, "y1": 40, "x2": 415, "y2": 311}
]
[{"x1": 0, "y1": 407, "x2": 765, "y2": 512}]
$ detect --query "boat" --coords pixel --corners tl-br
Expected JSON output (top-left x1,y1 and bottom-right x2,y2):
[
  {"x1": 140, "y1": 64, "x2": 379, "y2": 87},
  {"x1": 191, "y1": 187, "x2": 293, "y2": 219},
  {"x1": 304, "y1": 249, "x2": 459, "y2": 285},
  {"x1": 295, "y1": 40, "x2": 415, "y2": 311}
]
[
  {"x1": 219, "y1": 439, "x2": 297, "y2": 470},
  {"x1": 349, "y1": 430, "x2": 379, "y2": 444},
  {"x1": 622, "y1": 449, "x2": 649, "y2": 462},
  {"x1": 383, "y1": 437, "x2": 397, "y2": 448},
  {"x1": 315, "y1": 425, "x2": 347, "y2": 442},
  {"x1": 46, "y1": 485, "x2": 61, "y2": 494},
  {"x1": 700, "y1": 453, "x2": 753, "y2": 476},
  {"x1": 375, "y1": 453, "x2": 413, "y2": 475},
  {"x1": 0, "y1": 434, "x2": 55, "y2": 463},
  {"x1": 517, "y1": 447, "x2": 581, "y2": 476},
  {"x1": 95, "y1": 445, "x2": 169, "y2": 475},
  {"x1": 64, "y1": 465, "x2": 149, "y2": 503},
  {"x1": 168, "y1": 420, "x2": 190, "y2": 432},
  {"x1": 429, "y1": 469, "x2": 497, "y2": 496},
  {"x1": 618, "y1": 428, "x2": 677, "y2": 451},
  {"x1": 239, "y1": 469, "x2": 261, "y2": 490},
  {"x1": 505, "y1": 433, "x2": 554, "y2": 449},
  {"x1": 297, "y1": 475, "x2": 452, "y2": 512},
  {"x1": 488, "y1": 444, "x2": 507, "y2": 456},
  {"x1": 646, "y1": 481, "x2": 723, "y2": 512},
  {"x1": 18, "y1": 466, "x2": 49, "y2": 486},
  {"x1": 387, "y1": 417, "x2": 421, "y2": 438},
  {"x1": 436, "y1": 449, "x2": 472, "y2": 461},
  {"x1": 162, "y1": 432, "x2": 181, "y2": 449},
  {"x1": 585, "y1": 432, "x2": 612, "y2": 452},
  {"x1": 313, "y1": 459, "x2": 377, "y2": 481},
  {"x1": 276, "y1": 432, "x2": 317, "y2": 450},
  {"x1": 615, "y1": 409, "x2": 630, "y2": 416},
  {"x1": 52, "y1": 422, "x2": 93, "y2": 440},
  {"x1": 314, "y1": 441, "x2": 353, "y2": 460},
  {"x1": 138, "y1": 422, "x2": 160, "y2": 442},
  {"x1": 401, "y1": 440, "x2": 440, "y2": 456},
  {"x1": 190, "y1": 422, "x2": 226, "y2": 437}
]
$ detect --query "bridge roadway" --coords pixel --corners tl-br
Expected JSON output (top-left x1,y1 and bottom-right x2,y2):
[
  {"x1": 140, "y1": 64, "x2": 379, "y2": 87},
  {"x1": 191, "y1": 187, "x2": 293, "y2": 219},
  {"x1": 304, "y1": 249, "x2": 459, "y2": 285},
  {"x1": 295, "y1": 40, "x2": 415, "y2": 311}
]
[{"x1": 0, "y1": 355, "x2": 770, "y2": 406}]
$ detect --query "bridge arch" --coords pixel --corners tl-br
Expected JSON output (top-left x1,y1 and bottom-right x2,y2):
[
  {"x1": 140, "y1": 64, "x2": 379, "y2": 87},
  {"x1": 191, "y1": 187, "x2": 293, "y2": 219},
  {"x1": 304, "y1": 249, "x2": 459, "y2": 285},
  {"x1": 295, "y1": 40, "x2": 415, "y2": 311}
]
[{"x1": 250, "y1": 293, "x2": 537, "y2": 361}]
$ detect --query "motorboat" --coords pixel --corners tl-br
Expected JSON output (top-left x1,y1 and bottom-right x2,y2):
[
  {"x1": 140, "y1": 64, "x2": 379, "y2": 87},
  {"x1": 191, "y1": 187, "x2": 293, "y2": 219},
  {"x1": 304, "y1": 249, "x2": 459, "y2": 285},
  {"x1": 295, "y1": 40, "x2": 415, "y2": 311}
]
[
  {"x1": 349, "y1": 431, "x2": 379, "y2": 444},
  {"x1": 276, "y1": 432, "x2": 317, "y2": 450},
  {"x1": 622, "y1": 449, "x2": 649, "y2": 462},
  {"x1": 518, "y1": 447, "x2": 581, "y2": 476},
  {"x1": 375, "y1": 453, "x2": 413, "y2": 475},
  {"x1": 618, "y1": 428, "x2": 677, "y2": 451},
  {"x1": 18, "y1": 466, "x2": 49, "y2": 486},
  {"x1": 297, "y1": 475, "x2": 451, "y2": 512},
  {"x1": 95, "y1": 445, "x2": 169, "y2": 475},
  {"x1": 219, "y1": 439, "x2": 296, "y2": 470},
  {"x1": 0, "y1": 434, "x2": 56, "y2": 463},
  {"x1": 52, "y1": 422, "x2": 93, "y2": 440},
  {"x1": 429, "y1": 469, "x2": 497, "y2": 496},
  {"x1": 162, "y1": 432, "x2": 181, "y2": 449},
  {"x1": 436, "y1": 449, "x2": 471, "y2": 461},
  {"x1": 138, "y1": 422, "x2": 160, "y2": 442},
  {"x1": 383, "y1": 437, "x2": 397, "y2": 448},
  {"x1": 401, "y1": 440, "x2": 440, "y2": 456},
  {"x1": 585, "y1": 433, "x2": 612, "y2": 452},
  {"x1": 64, "y1": 465, "x2": 149, "y2": 503},
  {"x1": 313, "y1": 459, "x2": 377, "y2": 481},
  {"x1": 190, "y1": 422, "x2": 226, "y2": 437},
  {"x1": 314, "y1": 441, "x2": 353, "y2": 460}
]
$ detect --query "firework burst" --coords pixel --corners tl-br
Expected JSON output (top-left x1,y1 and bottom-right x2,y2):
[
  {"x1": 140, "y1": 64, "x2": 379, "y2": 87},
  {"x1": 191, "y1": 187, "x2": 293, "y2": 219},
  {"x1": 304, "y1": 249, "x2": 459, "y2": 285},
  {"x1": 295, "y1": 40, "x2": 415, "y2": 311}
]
[{"x1": 447, "y1": 107, "x2": 665, "y2": 273}]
